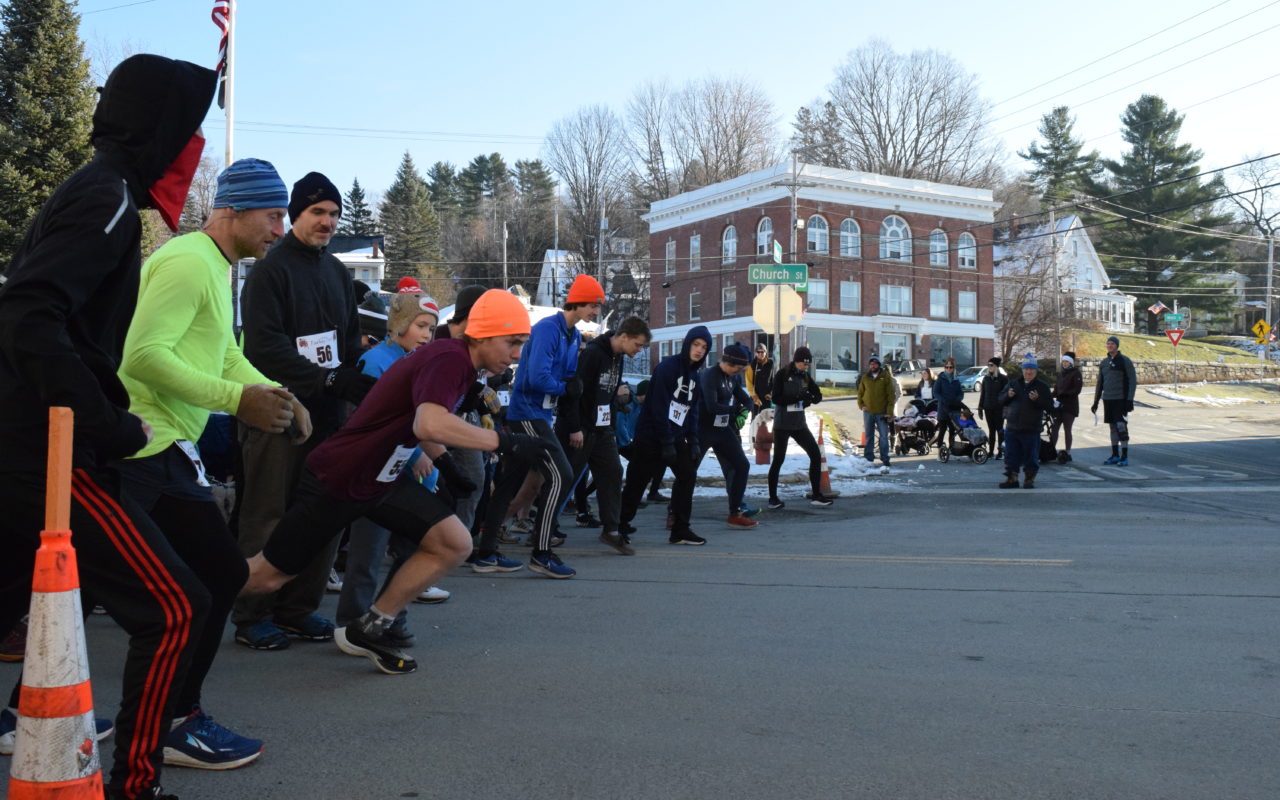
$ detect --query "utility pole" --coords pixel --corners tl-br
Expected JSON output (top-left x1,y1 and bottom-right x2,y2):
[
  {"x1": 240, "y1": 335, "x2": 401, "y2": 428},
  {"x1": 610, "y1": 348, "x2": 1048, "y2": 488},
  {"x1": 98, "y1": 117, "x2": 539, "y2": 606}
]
[
  {"x1": 1264, "y1": 234, "x2": 1275, "y2": 362},
  {"x1": 769, "y1": 143, "x2": 827, "y2": 367},
  {"x1": 501, "y1": 220, "x2": 508, "y2": 289},
  {"x1": 598, "y1": 208, "x2": 608, "y2": 291},
  {"x1": 553, "y1": 189, "x2": 560, "y2": 304},
  {"x1": 1049, "y1": 209, "x2": 1061, "y2": 357}
]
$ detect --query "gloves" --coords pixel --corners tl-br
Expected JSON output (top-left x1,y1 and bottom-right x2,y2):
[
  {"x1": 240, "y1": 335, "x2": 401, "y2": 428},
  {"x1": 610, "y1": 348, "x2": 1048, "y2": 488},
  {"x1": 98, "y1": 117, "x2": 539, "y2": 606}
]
[
  {"x1": 1125, "y1": 400, "x2": 1135, "y2": 414},
  {"x1": 660, "y1": 442, "x2": 677, "y2": 465},
  {"x1": 977, "y1": 408, "x2": 984, "y2": 420},
  {"x1": 325, "y1": 367, "x2": 377, "y2": 405},
  {"x1": 1090, "y1": 401, "x2": 1099, "y2": 414},
  {"x1": 733, "y1": 407, "x2": 750, "y2": 431},
  {"x1": 481, "y1": 386, "x2": 502, "y2": 416},
  {"x1": 496, "y1": 431, "x2": 550, "y2": 464},
  {"x1": 433, "y1": 452, "x2": 477, "y2": 496}
]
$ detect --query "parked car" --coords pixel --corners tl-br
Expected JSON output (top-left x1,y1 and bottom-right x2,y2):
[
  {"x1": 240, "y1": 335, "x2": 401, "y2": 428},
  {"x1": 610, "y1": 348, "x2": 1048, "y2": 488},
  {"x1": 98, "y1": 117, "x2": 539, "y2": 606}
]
[
  {"x1": 957, "y1": 366, "x2": 984, "y2": 392},
  {"x1": 886, "y1": 359, "x2": 930, "y2": 393}
]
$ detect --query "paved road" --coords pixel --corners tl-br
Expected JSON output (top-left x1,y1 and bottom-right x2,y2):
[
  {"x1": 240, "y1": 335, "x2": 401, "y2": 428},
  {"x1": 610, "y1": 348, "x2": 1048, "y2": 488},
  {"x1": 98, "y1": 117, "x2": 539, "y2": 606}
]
[{"x1": 3, "y1": 394, "x2": 1277, "y2": 799}]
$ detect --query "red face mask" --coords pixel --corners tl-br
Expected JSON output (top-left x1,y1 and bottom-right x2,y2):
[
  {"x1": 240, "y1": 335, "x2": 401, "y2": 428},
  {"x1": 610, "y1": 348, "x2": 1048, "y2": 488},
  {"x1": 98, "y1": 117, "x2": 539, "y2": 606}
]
[{"x1": 149, "y1": 133, "x2": 205, "y2": 231}]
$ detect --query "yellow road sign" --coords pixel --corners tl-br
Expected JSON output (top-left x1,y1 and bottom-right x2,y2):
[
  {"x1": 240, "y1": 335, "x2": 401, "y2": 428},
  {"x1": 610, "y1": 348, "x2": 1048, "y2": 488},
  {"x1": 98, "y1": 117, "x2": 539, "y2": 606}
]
[{"x1": 1252, "y1": 319, "x2": 1270, "y2": 337}]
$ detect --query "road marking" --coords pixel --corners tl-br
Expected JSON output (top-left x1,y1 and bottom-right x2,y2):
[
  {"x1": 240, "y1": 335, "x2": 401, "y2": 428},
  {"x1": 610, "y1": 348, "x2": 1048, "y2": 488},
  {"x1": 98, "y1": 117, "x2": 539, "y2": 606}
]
[
  {"x1": 640, "y1": 552, "x2": 1072, "y2": 567},
  {"x1": 881, "y1": 483, "x2": 1274, "y2": 495}
]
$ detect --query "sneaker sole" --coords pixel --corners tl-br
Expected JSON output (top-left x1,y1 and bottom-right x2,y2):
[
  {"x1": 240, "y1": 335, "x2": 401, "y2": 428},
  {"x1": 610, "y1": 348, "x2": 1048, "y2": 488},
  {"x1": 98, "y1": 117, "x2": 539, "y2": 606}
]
[
  {"x1": 234, "y1": 634, "x2": 290, "y2": 651},
  {"x1": 470, "y1": 562, "x2": 525, "y2": 574},
  {"x1": 528, "y1": 562, "x2": 576, "y2": 579},
  {"x1": 598, "y1": 534, "x2": 635, "y2": 555},
  {"x1": 727, "y1": 522, "x2": 758, "y2": 528},
  {"x1": 277, "y1": 628, "x2": 333, "y2": 642},
  {"x1": 413, "y1": 595, "x2": 450, "y2": 604},
  {"x1": 163, "y1": 746, "x2": 263, "y2": 770},
  {"x1": 334, "y1": 628, "x2": 417, "y2": 675},
  {"x1": 669, "y1": 539, "x2": 706, "y2": 546}
]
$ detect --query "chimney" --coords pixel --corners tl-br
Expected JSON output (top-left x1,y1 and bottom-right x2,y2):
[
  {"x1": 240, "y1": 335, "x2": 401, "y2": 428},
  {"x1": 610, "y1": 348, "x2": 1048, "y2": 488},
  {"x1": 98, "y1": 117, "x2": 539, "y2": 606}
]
[{"x1": 372, "y1": 240, "x2": 380, "y2": 258}]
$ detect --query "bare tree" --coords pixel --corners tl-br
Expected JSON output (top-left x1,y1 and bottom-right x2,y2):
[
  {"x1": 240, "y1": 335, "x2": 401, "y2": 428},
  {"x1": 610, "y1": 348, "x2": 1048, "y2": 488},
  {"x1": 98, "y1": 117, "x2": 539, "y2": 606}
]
[
  {"x1": 544, "y1": 104, "x2": 629, "y2": 266},
  {"x1": 1227, "y1": 155, "x2": 1280, "y2": 340},
  {"x1": 178, "y1": 155, "x2": 222, "y2": 234},
  {"x1": 795, "y1": 39, "x2": 1002, "y2": 187},
  {"x1": 995, "y1": 234, "x2": 1072, "y2": 361}
]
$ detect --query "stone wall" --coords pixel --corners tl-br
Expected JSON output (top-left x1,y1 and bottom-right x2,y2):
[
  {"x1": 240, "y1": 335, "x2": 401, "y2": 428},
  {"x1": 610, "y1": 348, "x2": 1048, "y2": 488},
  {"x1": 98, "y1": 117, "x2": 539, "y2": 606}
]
[{"x1": 1078, "y1": 359, "x2": 1280, "y2": 385}]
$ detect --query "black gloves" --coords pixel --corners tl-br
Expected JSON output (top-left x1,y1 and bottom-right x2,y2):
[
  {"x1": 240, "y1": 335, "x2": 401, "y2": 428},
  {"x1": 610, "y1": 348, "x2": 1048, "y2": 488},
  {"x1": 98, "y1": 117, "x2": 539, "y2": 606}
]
[
  {"x1": 1091, "y1": 401, "x2": 1099, "y2": 414},
  {"x1": 660, "y1": 442, "x2": 678, "y2": 465},
  {"x1": 496, "y1": 431, "x2": 550, "y2": 464},
  {"x1": 433, "y1": 452, "x2": 477, "y2": 496},
  {"x1": 456, "y1": 381, "x2": 486, "y2": 415},
  {"x1": 324, "y1": 367, "x2": 377, "y2": 405},
  {"x1": 1125, "y1": 400, "x2": 1135, "y2": 414}
]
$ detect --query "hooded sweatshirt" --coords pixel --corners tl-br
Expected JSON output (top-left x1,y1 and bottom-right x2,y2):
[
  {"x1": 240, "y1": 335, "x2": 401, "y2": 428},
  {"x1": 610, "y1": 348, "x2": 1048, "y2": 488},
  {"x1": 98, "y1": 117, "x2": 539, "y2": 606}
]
[
  {"x1": 559, "y1": 329, "x2": 622, "y2": 434},
  {"x1": 636, "y1": 326, "x2": 710, "y2": 447},
  {"x1": 0, "y1": 54, "x2": 216, "y2": 470}
]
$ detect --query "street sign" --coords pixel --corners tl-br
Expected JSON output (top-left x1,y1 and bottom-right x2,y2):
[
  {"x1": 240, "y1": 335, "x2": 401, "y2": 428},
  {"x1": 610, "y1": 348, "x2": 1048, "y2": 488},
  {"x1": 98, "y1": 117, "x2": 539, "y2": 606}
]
[
  {"x1": 1166, "y1": 329, "x2": 1184, "y2": 346},
  {"x1": 748, "y1": 263, "x2": 807, "y2": 285},
  {"x1": 1163, "y1": 313, "x2": 1186, "y2": 328},
  {"x1": 772, "y1": 240, "x2": 783, "y2": 264},
  {"x1": 1252, "y1": 319, "x2": 1271, "y2": 344},
  {"x1": 752, "y1": 285, "x2": 804, "y2": 334}
]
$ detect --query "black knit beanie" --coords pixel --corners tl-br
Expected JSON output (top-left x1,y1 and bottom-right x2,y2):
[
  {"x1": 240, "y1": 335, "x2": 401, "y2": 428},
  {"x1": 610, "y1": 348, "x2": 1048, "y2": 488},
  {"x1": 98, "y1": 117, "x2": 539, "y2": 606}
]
[{"x1": 288, "y1": 171, "x2": 342, "y2": 223}]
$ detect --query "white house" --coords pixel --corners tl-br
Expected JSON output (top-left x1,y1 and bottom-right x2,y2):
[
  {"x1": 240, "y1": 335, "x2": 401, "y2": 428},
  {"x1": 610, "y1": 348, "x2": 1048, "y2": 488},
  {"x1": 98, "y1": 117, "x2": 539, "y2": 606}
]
[{"x1": 332, "y1": 245, "x2": 386, "y2": 296}]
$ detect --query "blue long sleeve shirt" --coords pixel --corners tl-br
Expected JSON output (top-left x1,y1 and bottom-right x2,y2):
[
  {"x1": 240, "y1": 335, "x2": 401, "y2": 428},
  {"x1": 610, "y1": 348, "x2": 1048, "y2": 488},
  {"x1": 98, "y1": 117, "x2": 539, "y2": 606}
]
[{"x1": 508, "y1": 311, "x2": 580, "y2": 422}]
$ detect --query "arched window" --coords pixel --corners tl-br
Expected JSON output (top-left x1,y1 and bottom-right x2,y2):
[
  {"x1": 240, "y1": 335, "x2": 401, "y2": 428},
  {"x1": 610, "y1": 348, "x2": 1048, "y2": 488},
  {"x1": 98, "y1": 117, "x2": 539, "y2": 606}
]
[
  {"x1": 958, "y1": 232, "x2": 977, "y2": 269},
  {"x1": 756, "y1": 217, "x2": 773, "y2": 256},
  {"x1": 839, "y1": 219, "x2": 861, "y2": 257},
  {"x1": 807, "y1": 215, "x2": 829, "y2": 253},
  {"x1": 929, "y1": 230, "x2": 948, "y2": 266},
  {"x1": 722, "y1": 225, "x2": 737, "y2": 265},
  {"x1": 880, "y1": 215, "x2": 911, "y2": 261}
]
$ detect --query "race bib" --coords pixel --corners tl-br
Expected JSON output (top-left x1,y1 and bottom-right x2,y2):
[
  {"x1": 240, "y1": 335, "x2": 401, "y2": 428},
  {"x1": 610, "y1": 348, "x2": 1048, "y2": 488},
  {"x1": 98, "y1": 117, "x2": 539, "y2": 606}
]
[
  {"x1": 498, "y1": 390, "x2": 511, "y2": 407},
  {"x1": 595, "y1": 404, "x2": 611, "y2": 426},
  {"x1": 296, "y1": 329, "x2": 339, "y2": 368},
  {"x1": 174, "y1": 440, "x2": 210, "y2": 487},
  {"x1": 714, "y1": 413, "x2": 730, "y2": 428},
  {"x1": 668, "y1": 401, "x2": 690, "y2": 425},
  {"x1": 788, "y1": 402, "x2": 804, "y2": 412},
  {"x1": 543, "y1": 393, "x2": 556, "y2": 410},
  {"x1": 375, "y1": 445, "x2": 416, "y2": 483}
]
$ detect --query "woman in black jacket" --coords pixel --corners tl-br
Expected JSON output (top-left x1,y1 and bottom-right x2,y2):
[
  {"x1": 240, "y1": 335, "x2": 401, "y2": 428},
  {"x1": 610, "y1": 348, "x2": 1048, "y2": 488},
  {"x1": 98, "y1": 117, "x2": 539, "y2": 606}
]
[
  {"x1": 766, "y1": 347, "x2": 832, "y2": 509},
  {"x1": 1049, "y1": 351, "x2": 1083, "y2": 463},
  {"x1": 977, "y1": 357, "x2": 1009, "y2": 458}
]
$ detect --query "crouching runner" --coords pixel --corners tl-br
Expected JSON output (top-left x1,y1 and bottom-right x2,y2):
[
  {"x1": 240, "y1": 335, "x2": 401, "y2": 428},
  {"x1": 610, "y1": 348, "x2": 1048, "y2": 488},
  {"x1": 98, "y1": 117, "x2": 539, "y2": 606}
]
[{"x1": 240, "y1": 290, "x2": 549, "y2": 674}]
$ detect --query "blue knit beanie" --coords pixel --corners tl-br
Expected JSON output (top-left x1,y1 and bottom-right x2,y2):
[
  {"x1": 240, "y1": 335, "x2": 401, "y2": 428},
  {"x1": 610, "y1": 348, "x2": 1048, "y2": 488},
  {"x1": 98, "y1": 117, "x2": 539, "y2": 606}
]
[
  {"x1": 1020, "y1": 353, "x2": 1039, "y2": 369},
  {"x1": 722, "y1": 343, "x2": 752, "y2": 365},
  {"x1": 213, "y1": 158, "x2": 288, "y2": 209}
]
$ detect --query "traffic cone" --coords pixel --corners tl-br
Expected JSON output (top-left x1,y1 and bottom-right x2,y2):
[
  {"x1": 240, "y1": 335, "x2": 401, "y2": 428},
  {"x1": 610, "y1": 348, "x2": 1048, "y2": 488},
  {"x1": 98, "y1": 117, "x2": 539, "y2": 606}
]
[
  {"x1": 816, "y1": 420, "x2": 839, "y2": 498},
  {"x1": 7, "y1": 408, "x2": 103, "y2": 800}
]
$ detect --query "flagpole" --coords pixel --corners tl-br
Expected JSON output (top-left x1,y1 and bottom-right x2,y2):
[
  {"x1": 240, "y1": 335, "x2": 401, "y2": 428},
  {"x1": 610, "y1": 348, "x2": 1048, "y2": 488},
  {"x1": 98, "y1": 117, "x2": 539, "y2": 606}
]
[{"x1": 223, "y1": 0, "x2": 235, "y2": 166}]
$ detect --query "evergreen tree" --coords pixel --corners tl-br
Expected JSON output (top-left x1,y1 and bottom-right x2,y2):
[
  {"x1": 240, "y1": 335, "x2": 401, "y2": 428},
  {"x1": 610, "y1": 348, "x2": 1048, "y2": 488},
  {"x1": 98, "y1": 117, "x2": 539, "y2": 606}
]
[
  {"x1": 0, "y1": 0, "x2": 95, "y2": 265},
  {"x1": 426, "y1": 161, "x2": 462, "y2": 212},
  {"x1": 458, "y1": 153, "x2": 513, "y2": 216},
  {"x1": 514, "y1": 159, "x2": 555, "y2": 205},
  {"x1": 338, "y1": 177, "x2": 376, "y2": 236},
  {"x1": 1019, "y1": 106, "x2": 1101, "y2": 208},
  {"x1": 379, "y1": 151, "x2": 441, "y2": 286},
  {"x1": 1085, "y1": 95, "x2": 1233, "y2": 333}
]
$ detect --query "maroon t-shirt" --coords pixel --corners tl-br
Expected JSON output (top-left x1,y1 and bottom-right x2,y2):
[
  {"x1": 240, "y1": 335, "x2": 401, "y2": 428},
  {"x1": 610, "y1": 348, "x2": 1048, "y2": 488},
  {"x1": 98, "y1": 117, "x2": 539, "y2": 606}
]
[{"x1": 308, "y1": 338, "x2": 476, "y2": 501}]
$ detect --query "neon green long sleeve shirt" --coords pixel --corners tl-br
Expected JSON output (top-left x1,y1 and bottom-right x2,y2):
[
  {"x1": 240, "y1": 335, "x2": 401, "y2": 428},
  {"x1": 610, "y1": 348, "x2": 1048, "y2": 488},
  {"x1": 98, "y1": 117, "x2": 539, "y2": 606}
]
[{"x1": 120, "y1": 232, "x2": 275, "y2": 459}]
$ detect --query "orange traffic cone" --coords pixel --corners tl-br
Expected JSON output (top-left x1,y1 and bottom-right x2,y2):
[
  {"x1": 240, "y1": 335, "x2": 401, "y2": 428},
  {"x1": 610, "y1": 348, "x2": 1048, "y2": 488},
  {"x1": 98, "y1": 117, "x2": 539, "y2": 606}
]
[
  {"x1": 7, "y1": 407, "x2": 104, "y2": 800},
  {"x1": 816, "y1": 420, "x2": 839, "y2": 498}
]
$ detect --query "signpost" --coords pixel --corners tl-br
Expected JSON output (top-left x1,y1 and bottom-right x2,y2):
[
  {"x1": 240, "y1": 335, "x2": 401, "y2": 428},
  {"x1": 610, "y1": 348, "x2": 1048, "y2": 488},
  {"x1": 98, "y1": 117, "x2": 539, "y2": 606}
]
[
  {"x1": 1163, "y1": 313, "x2": 1186, "y2": 328},
  {"x1": 1165, "y1": 329, "x2": 1184, "y2": 346},
  {"x1": 1253, "y1": 318, "x2": 1271, "y2": 345},
  {"x1": 1165, "y1": 328, "x2": 1184, "y2": 392},
  {"x1": 750, "y1": 264, "x2": 808, "y2": 366}
]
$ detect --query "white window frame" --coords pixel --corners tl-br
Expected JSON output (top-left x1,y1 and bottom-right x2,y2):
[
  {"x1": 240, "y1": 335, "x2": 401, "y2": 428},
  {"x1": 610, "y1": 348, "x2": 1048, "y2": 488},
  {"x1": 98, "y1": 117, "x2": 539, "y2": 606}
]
[
  {"x1": 689, "y1": 290, "x2": 701, "y2": 321},
  {"x1": 722, "y1": 285, "x2": 737, "y2": 317},
  {"x1": 807, "y1": 278, "x2": 829, "y2": 310},
  {"x1": 840, "y1": 280, "x2": 861, "y2": 312},
  {"x1": 756, "y1": 217, "x2": 773, "y2": 256},
  {"x1": 807, "y1": 215, "x2": 829, "y2": 253},
  {"x1": 689, "y1": 234, "x2": 701, "y2": 271},
  {"x1": 664, "y1": 239, "x2": 676, "y2": 275},
  {"x1": 958, "y1": 290, "x2": 977, "y2": 321},
  {"x1": 929, "y1": 288, "x2": 948, "y2": 318},
  {"x1": 880, "y1": 215, "x2": 911, "y2": 262},
  {"x1": 929, "y1": 230, "x2": 948, "y2": 266},
  {"x1": 839, "y1": 219, "x2": 861, "y2": 257},
  {"x1": 664, "y1": 295, "x2": 676, "y2": 325},
  {"x1": 958, "y1": 232, "x2": 977, "y2": 269},
  {"x1": 722, "y1": 225, "x2": 737, "y2": 265},
  {"x1": 879, "y1": 284, "x2": 912, "y2": 316}
]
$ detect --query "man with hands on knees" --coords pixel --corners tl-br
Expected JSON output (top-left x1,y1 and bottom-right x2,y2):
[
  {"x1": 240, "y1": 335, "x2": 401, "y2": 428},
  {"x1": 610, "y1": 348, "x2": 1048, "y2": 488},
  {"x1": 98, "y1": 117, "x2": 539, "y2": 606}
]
[{"x1": 240, "y1": 290, "x2": 550, "y2": 675}]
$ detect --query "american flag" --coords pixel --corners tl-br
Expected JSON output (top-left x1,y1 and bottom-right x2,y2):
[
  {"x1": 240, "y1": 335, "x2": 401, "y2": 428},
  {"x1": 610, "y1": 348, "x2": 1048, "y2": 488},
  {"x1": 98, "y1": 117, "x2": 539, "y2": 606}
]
[
  {"x1": 212, "y1": 1, "x2": 230, "y2": 108},
  {"x1": 1147, "y1": 300, "x2": 1169, "y2": 315}
]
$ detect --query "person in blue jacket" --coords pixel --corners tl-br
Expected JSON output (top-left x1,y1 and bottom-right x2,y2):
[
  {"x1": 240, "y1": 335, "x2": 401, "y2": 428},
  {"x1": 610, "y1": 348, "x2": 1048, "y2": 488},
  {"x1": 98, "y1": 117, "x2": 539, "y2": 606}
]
[
  {"x1": 619, "y1": 325, "x2": 711, "y2": 546},
  {"x1": 479, "y1": 275, "x2": 603, "y2": 578},
  {"x1": 697, "y1": 342, "x2": 757, "y2": 529},
  {"x1": 933, "y1": 356, "x2": 965, "y2": 449}
]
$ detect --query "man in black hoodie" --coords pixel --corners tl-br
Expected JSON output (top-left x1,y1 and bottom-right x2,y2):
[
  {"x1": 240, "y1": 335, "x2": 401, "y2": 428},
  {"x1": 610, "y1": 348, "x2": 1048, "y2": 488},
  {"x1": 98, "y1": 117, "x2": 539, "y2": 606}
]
[{"x1": 0, "y1": 55, "x2": 217, "y2": 800}]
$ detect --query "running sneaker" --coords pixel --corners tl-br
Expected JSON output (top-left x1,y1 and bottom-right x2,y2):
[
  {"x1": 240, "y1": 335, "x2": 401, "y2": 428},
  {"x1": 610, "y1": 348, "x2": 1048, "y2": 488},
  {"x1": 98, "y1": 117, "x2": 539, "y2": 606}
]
[
  {"x1": 738, "y1": 505, "x2": 761, "y2": 518},
  {"x1": 726, "y1": 513, "x2": 758, "y2": 529},
  {"x1": 575, "y1": 512, "x2": 602, "y2": 528},
  {"x1": 509, "y1": 517, "x2": 534, "y2": 537},
  {"x1": 414, "y1": 586, "x2": 451, "y2": 604},
  {"x1": 528, "y1": 551, "x2": 576, "y2": 579},
  {"x1": 810, "y1": 495, "x2": 834, "y2": 508},
  {"x1": 599, "y1": 531, "x2": 636, "y2": 555},
  {"x1": 162, "y1": 708, "x2": 262, "y2": 770},
  {"x1": 234, "y1": 621, "x2": 290, "y2": 651},
  {"x1": 0, "y1": 615, "x2": 27, "y2": 662},
  {"x1": 384, "y1": 618, "x2": 415, "y2": 648},
  {"x1": 470, "y1": 552, "x2": 525, "y2": 573},
  {"x1": 1, "y1": 708, "x2": 114, "y2": 756},
  {"x1": 1116, "y1": 457, "x2": 1129, "y2": 467},
  {"x1": 647, "y1": 492, "x2": 671, "y2": 502},
  {"x1": 335, "y1": 624, "x2": 417, "y2": 675},
  {"x1": 620, "y1": 521, "x2": 637, "y2": 535},
  {"x1": 526, "y1": 532, "x2": 567, "y2": 548},
  {"x1": 767, "y1": 498, "x2": 785, "y2": 510},
  {"x1": 1103, "y1": 455, "x2": 1122, "y2": 465},
  {"x1": 275, "y1": 614, "x2": 335, "y2": 641},
  {"x1": 669, "y1": 531, "x2": 707, "y2": 546},
  {"x1": 325, "y1": 568, "x2": 343, "y2": 593}
]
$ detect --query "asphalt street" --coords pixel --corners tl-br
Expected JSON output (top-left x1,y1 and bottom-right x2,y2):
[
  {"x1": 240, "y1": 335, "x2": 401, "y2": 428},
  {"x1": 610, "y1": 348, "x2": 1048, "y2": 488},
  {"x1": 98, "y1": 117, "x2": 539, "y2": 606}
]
[{"x1": 2, "y1": 393, "x2": 1277, "y2": 799}]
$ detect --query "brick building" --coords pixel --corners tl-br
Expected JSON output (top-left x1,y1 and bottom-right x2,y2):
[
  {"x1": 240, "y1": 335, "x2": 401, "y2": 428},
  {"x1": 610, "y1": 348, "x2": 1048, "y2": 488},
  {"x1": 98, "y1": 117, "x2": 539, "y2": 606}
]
[{"x1": 642, "y1": 163, "x2": 1000, "y2": 381}]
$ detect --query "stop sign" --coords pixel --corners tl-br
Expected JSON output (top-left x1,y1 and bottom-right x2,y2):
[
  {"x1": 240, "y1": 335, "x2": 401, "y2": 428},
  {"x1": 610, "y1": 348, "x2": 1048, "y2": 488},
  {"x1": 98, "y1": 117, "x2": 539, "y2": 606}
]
[{"x1": 753, "y1": 285, "x2": 804, "y2": 335}]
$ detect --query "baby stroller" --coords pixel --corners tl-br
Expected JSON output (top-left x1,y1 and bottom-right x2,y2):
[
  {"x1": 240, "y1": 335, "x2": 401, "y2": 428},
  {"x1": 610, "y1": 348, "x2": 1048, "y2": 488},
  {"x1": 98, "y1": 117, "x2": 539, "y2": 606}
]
[
  {"x1": 893, "y1": 411, "x2": 936, "y2": 456},
  {"x1": 937, "y1": 408, "x2": 990, "y2": 464}
]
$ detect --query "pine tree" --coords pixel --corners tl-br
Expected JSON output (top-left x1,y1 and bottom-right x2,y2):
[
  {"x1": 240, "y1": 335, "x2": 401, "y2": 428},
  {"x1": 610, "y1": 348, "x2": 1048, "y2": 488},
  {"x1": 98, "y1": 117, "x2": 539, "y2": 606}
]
[
  {"x1": 338, "y1": 177, "x2": 376, "y2": 236},
  {"x1": 1019, "y1": 106, "x2": 1101, "y2": 208},
  {"x1": 0, "y1": 0, "x2": 95, "y2": 265},
  {"x1": 426, "y1": 161, "x2": 462, "y2": 212},
  {"x1": 1085, "y1": 95, "x2": 1233, "y2": 333},
  {"x1": 379, "y1": 151, "x2": 441, "y2": 286}
]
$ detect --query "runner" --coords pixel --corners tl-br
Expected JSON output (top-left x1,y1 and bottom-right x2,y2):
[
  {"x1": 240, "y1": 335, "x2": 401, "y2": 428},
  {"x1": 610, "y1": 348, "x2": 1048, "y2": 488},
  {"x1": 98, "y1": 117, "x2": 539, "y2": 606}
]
[
  {"x1": 697, "y1": 343, "x2": 757, "y2": 528},
  {"x1": 767, "y1": 347, "x2": 833, "y2": 509}
]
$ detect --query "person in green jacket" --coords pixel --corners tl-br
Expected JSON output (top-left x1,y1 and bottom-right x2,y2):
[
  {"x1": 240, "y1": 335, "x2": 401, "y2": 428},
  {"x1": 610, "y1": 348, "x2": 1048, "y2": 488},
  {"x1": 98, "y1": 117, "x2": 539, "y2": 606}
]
[
  {"x1": 116, "y1": 158, "x2": 311, "y2": 771},
  {"x1": 856, "y1": 354, "x2": 895, "y2": 465}
]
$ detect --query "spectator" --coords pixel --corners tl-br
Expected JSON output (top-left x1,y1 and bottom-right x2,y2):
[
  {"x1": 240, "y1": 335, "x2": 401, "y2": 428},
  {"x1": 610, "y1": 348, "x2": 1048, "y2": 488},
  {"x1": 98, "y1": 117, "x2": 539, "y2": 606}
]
[
  {"x1": 1091, "y1": 335, "x2": 1137, "y2": 466},
  {"x1": 977, "y1": 357, "x2": 1008, "y2": 459},
  {"x1": 1050, "y1": 352, "x2": 1082, "y2": 464},
  {"x1": 746, "y1": 343, "x2": 774, "y2": 417},
  {"x1": 999, "y1": 354, "x2": 1053, "y2": 489},
  {"x1": 856, "y1": 354, "x2": 894, "y2": 466},
  {"x1": 933, "y1": 357, "x2": 964, "y2": 448}
]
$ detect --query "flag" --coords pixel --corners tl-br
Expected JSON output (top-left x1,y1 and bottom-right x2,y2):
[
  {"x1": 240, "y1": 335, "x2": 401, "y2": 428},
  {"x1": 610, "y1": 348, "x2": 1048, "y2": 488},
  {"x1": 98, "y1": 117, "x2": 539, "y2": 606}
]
[
  {"x1": 212, "y1": 1, "x2": 230, "y2": 109},
  {"x1": 1147, "y1": 300, "x2": 1169, "y2": 315}
]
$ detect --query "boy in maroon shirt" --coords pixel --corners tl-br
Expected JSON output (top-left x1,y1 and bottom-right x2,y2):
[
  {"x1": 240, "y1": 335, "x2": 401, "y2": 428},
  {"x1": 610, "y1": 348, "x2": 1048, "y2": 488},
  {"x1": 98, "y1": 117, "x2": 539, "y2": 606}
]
[{"x1": 240, "y1": 290, "x2": 549, "y2": 674}]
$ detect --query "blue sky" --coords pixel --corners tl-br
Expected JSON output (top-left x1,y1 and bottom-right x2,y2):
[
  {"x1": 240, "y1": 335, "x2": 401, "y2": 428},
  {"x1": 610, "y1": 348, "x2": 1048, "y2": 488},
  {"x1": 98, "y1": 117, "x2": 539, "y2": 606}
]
[{"x1": 75, "y1": 0, "x2": 1280, "y2": 201}]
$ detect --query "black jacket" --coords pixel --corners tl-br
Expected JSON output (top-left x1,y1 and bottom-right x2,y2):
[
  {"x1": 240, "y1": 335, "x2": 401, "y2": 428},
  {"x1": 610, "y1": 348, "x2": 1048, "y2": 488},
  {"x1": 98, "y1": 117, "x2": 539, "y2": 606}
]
[
  {"x1": 240, "y1": 231, "x2": 362, "y2": 436},
  {"x1": 0, "y1": 55, "x2": 215, "y2": 469},
  {"x1": 698, "y1": 364, "x2": 752, "y2": 432},
  {"x1": 1053, "y1": 366, "x2": 1083, "y2": 417},
  {"x1": 558, "y1": 332, "x2": 622, "y2": 434},
  {"x1": 771, "y1": 364, "x2": 822, "y2": 431},
  {"x1": 1000, "y1": 376, "x2": 1054, "y2": 432},
  {"x1": 978, "y1": 369, "x2": 1009, "y2": 410}
]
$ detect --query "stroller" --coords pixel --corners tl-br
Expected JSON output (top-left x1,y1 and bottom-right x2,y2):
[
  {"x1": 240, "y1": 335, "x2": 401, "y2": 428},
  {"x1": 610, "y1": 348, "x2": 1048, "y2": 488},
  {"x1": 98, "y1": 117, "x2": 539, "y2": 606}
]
[
  {"x1": 937, "y1": 407, "x2": 990, "y2": 464},
  {"x1": 893, "y1": 411, "x2": 937, "y2": 456}
]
